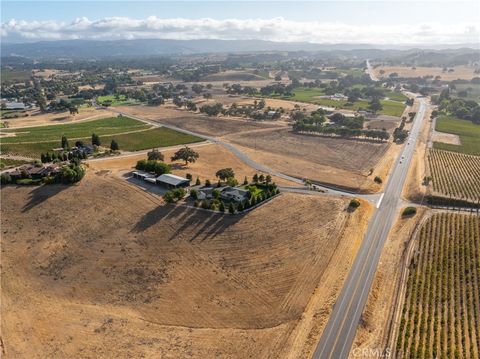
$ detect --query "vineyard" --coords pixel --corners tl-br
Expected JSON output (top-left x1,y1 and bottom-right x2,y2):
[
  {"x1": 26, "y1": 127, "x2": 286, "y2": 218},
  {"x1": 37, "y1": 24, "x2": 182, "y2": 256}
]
[
  {"x1": 395, "y1": 213, "x2": 480, "y2": 359},
  {"x1": 428, "y1": 149, "x2": 480, "y2": 203}
]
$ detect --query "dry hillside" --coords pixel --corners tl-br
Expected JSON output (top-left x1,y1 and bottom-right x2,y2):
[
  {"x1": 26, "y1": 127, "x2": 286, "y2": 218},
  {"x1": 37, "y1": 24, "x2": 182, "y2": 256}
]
[{"x1": 1, "y1": 173, "x2": 370, "y2": 358}]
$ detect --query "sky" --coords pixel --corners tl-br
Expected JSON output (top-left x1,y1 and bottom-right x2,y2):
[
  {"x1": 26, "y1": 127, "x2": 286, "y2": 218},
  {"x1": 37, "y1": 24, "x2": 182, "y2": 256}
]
[{"x1": 1, "y1": 1, "x2": 479, "y2": 45}]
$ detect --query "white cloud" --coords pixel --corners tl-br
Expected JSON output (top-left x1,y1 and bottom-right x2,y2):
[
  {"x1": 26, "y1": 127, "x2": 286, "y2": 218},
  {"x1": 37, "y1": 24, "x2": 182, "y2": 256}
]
[{"x1": 1, "y1": 16, "x2": 478, "y2": 44}]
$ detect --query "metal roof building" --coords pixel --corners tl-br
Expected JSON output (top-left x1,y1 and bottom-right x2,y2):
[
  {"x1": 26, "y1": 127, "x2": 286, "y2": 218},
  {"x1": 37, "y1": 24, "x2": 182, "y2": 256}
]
[{"x1": 156, "y1": 174, "x2": 190, "y2": 188}]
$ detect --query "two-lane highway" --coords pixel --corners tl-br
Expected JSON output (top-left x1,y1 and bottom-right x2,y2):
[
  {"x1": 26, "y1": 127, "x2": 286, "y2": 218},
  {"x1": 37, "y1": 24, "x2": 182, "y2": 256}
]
[{"x1": 313, "y1": 98, "x2": 427, "y2": 358}]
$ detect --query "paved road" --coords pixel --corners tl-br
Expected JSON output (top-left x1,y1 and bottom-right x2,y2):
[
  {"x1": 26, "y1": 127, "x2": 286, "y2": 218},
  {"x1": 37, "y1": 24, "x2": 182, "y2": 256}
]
[
  {"x1": 312, "y1": 98, "x2": 427, "y2": 359},
  {"x1": 101, "y1": 105, "x2": 381, "y2": 203},
  {"x1": 365, "y1": 59, "x2": 379, "y2": 81}
]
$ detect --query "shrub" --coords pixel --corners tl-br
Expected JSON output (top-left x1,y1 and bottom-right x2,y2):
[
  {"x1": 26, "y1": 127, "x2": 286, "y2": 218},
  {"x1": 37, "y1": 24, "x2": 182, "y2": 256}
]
[
  {"x1": 374, "y1": 176, "x2": 383, "y2": 184},
  {"x1": 237, "y1": 202, "x2": 244, "y2": 212},
  {"x1": 201, "y1": 200, "x2": 209, "y2": 209},
  {"x1": 402, "y1": 206, "x2": 417, "y2": 216},
  {"x1": 195, "y1": 177, "x2": 201, "y2": 185},
  {"x1": 349, "y1": 199, "x2": 361, "y2": 209},
  {"x1": 219, "y1": 201, "x2": 225, "y2": 213},
  {"x1": 1, "y1": 173, "x2": 12, "y2": 185},
  {"x1": 16, "y1": 178, "x2": 41, "y2": 186},
  {"x1": 193, "y1": 200, "x2": 199, "y2": 207},
  {"x1": 186, "y1": 173, "x2": 192, "y2": 180},
  {"x1": 226, "y1": 177, "x2": 238, "y2": 187},
  {"x1": 210, "y1": 201, "x2": 217, "y2": 210},
  {"x1": 189, "y1": 189, "x2": 198, "y2": 200},
  {"x1": 243, "y1": 176, "x2": 248, "y2": 185},
  {"x1": 172, "y1": 188, "x2": 186, "y2": 200},
  {"x1": 228, "y1": 202, "x2": 235, "y2": 214},
  {"x1": 205, "y1": 179, "x2": 211, "y2": 187},
  {"x1": 163, "y1": 191, "x2": 175, "y2": 203},
  {"x1": 212, "y1": 189, "x2": 220, "y2": 199}
]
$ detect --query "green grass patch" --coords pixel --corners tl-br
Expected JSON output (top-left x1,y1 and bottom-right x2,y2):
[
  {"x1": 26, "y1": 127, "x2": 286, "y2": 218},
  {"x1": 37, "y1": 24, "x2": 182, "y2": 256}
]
[
  {"x1": 1, "y1": 117, "x2": 203, "y2": 158},
  {"x1": 379, "y1": 100, "x2": 406, "y2": 117},
  {"x1": 242, "y1": 184, "x2": 263, "y2": 197},
  {"x1": 1, "y1": 117, "x2": 150, "y2": 143},
  {"x1": 384, "y1": 90, "x2": 408, "y2": 102},
  {"x1": 433, "y1": 115, "x2": 480, "y2": 155},
  {"x1": 286, "y1": 87, "x2": 326, "y2": 102},
  {"x1": 97, "y1": 95, "x2": 140, "y2": 106},
  {"x1": 101, "y1": 127, "x2": 203, "y2": 152},
  {"x1": 0, "y1": 158, "x2": 30, "y2": 169}
]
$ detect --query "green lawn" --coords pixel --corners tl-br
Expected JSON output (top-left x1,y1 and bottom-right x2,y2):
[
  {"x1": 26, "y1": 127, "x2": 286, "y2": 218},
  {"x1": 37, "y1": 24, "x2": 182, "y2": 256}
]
[
  {"x1": 384, "y1": 90, "x2": 408, "y2": 102},
  {"x1": 286, "y1": 87, "x2": 325, "y2": 102},
  {"x1": 433, "y1": 116, "x2": 480, "y2": 155},
  {"x1": 379, "y1": 100, "x2": 406, "y2": 117},
  {"x1": 97, "y1": 95, "x2": 140, "y2": 106},
  {"x1": 0, "y1": 117, "x2": 203, "y2": 158}
]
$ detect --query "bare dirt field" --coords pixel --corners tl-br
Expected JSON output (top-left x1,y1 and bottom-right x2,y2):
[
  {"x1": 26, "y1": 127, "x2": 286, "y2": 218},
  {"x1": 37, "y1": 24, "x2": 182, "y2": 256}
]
[
  {"x1": 350, "y1": 208, "x2": 428, "y2": 358},
  {"x1": 431, "y1": 130, "x2": 461, "y2": 145},
  {"x1": 88, "y1": 143, "x2": 297, "y2": 186},
  {"x1": 373, "y1": 65, "x2": 480, "y2": 81},
  {"x1": 1, "y1": 173, "x2": 371, "y2": 358},
  {"x1": 114, "y1": 105, "x2": 286, "y2": 137},
  {"x1": 1, "y1": 107, "x2": 116, "y2": 129},
  {"x1": 225, "y1": 128, "x2": 389, "y2": 191},
  {"x1": 237, "y1": 97, "x2": 319, "y2": 112}
]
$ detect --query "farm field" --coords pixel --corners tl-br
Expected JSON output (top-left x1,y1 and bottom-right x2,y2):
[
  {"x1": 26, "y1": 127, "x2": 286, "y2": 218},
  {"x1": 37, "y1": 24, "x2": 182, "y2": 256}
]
[
  {"x1": 0, "y1": 116, "x2": 203, "y2": 158},
  {"x1": 1, "y1": 68, "x2": 31, "y2": 84},
  {"x1": 226, "y1": 128, "x2": 389, "y2": 191},
  {"x1": 373, "y1": 65, "x2": 480, "y2": 81},
  {"x1": 114, "y1": 105, "x2": 285, "y2": 136},
  {"x1": 0, "y1": 107, "x2": 116, "y2": 128},
  {"x1": 433, "y1": 116, "x2": 480, "y2": 155},
  {"x1": 1, "y1": 173, "x2": 370, "y2": 358},
  {"x1": 428, "y1": 149, "x2": 480, "y2": 202},
  {"x1": 97, "y1": 94, "x2": 140, "y2": 106},
  {"x1": 395, "y1": 213, "x2": 480, "y2": 359},
  {"x1": 200, "y1": 70, "x2": 268, "y2": 81},
  {"x1": 276, "y1": 89, "x2": 405, "y2": 116}
]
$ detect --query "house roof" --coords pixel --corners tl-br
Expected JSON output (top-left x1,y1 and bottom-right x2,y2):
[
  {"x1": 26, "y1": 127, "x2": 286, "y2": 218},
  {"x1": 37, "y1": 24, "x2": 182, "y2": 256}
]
[
  {"x1": 221, "y1": 186, "x2": 249, "y2": 196},
  {"x1": 156, "y1": 173, "x2": 190, "y2": 186},
  {"x1": 5, "y1": 102, "x2": 26, "y2": 110}
]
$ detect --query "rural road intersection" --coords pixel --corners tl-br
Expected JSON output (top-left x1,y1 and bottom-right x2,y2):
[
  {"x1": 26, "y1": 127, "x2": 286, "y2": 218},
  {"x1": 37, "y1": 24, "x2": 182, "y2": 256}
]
[
  {"x1": 312, "y1": 98, "x2": 427, "y2": 359},
  {"x1": 95, "y1": 96, "x2": 428, "y2": 358}
]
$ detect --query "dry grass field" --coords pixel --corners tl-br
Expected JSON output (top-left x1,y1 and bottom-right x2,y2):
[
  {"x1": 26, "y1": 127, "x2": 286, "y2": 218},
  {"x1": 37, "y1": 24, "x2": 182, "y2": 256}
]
[
  {"x1": 91, "y1": 105, "x2": 395, "y2": 191},
  {"x1": 1, "y1": 173, "x2": 370, "y2": 358},
  {"x1": 88, "y1": 143, "x2": 297, "y2": 186},
  {"x1": 1, "y1": 107, "x2": 116, "y2": 128},
  {"x1": 373, "y1": 66, "x2": 480, "y2": 81},
  {"x1": 114, "y1": 105, "x2": 285, "y2": 136},
  {"x1": 225, "y1": 128, "x2": 389, "y2": 191}
]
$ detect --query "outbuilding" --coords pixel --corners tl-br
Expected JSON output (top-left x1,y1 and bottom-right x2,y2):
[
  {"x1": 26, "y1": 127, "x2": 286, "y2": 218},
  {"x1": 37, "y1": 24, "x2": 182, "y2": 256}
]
[{"x1": 155, "y1": 174, "x2": 190, "y2": 189}]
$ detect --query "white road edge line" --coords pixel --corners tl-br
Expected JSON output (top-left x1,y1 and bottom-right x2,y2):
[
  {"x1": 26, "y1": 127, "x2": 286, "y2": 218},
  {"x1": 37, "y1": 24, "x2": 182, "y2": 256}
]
[{"x1": 376, "y1": 193, "x2": 385, "y2": 208}]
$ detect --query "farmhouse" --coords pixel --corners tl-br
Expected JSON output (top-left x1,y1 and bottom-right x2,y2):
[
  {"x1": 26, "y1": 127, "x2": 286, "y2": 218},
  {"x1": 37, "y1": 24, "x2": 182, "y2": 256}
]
[
  {"x1": 3, "y1": 164, "x2": 62, "y2": 180},
  {"x1": 220, "y1": 186, "x2": 249, "y2": 202},
  {"x1": 155, "y1": 174, "x2": 190, "y2": 189}
]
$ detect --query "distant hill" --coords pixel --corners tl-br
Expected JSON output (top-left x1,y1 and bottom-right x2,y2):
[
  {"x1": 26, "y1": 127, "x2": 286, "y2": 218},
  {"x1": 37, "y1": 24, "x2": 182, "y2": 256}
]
[{"x1": 2, "y1": 38, "x2": 478, "y2": 60}]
